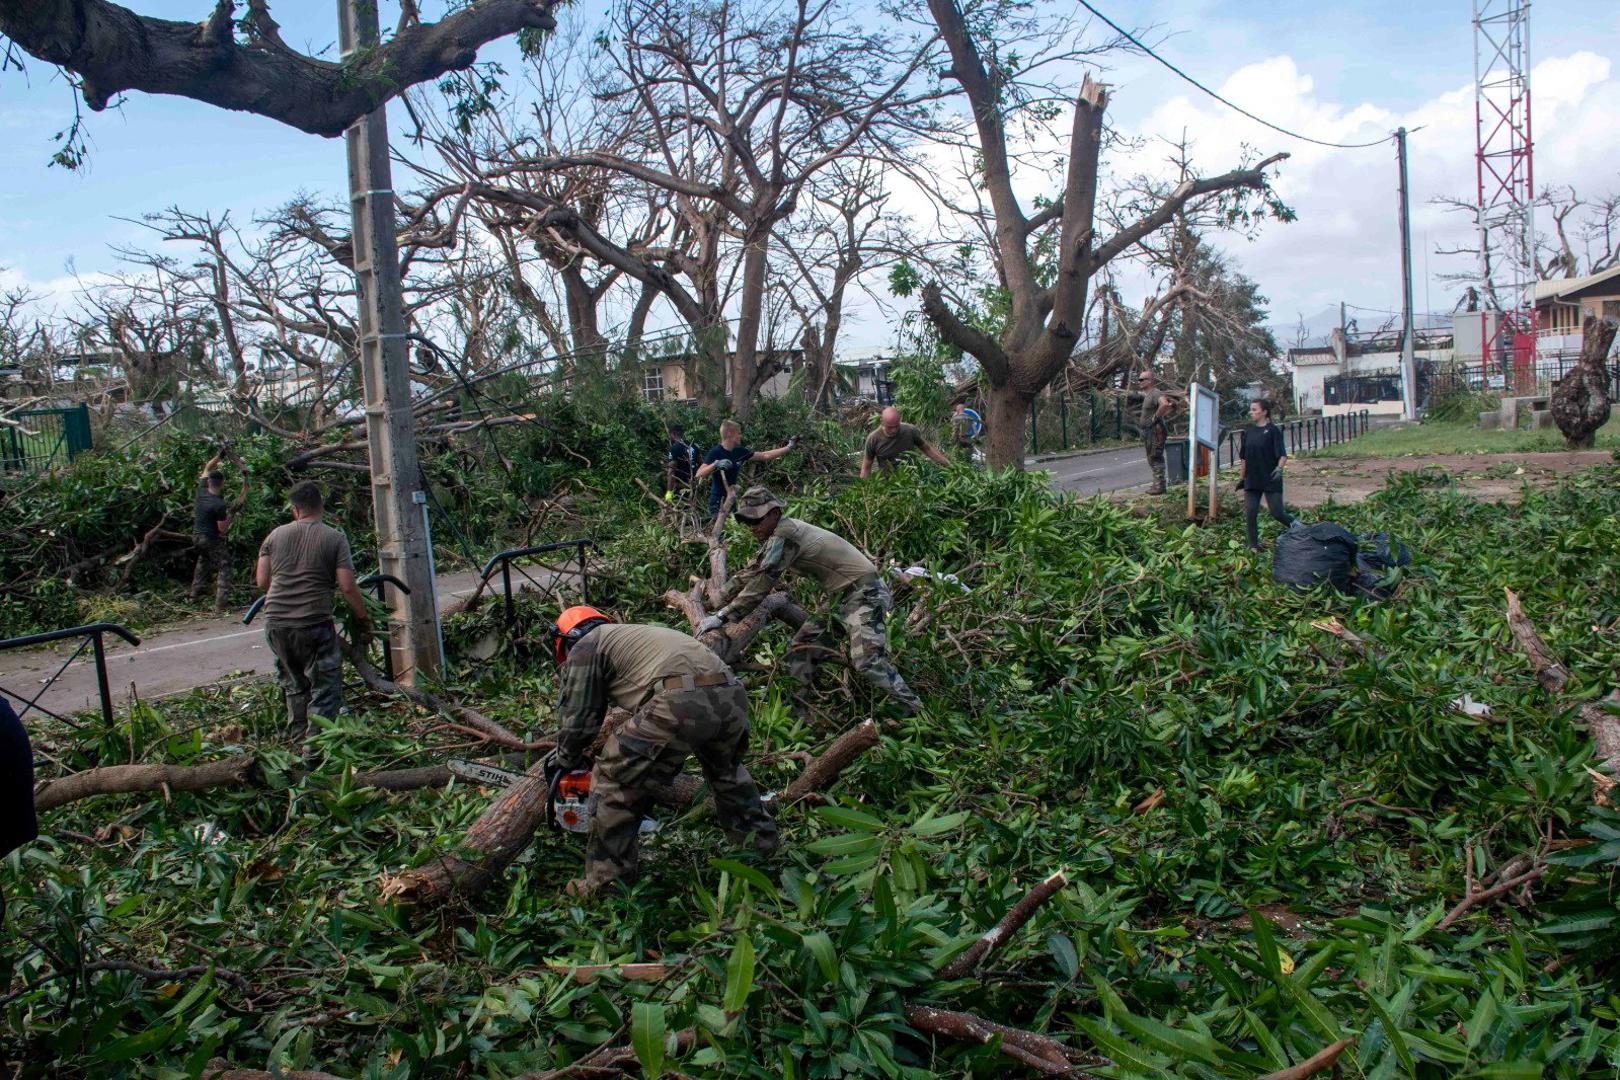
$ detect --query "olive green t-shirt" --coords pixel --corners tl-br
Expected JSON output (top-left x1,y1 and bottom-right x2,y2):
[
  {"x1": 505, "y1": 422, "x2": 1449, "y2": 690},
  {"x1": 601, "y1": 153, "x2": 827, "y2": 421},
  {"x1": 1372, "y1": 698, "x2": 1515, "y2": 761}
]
[
  {"x1": 864, "y1": 423, "x2": 931, "y2": 472},
  {"x1": 258, "y1": 519, "x2": 355, "y2": 629},
  {"x1": 586, "y1": 623, "x2": 731, "y2": 711}
]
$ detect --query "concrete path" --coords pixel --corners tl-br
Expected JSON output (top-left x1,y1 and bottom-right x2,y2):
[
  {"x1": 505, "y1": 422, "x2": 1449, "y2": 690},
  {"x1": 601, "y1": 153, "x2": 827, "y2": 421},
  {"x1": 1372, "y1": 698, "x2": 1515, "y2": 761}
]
[{"x1": 0, "y1": 566, "x2": 563, "y2": 723}]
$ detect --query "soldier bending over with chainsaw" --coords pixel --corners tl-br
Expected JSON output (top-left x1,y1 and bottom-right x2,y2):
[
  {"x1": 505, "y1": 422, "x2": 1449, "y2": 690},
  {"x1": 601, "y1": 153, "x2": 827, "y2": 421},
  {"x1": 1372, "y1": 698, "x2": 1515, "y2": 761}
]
[
  {"x1": 547, "y1": 605, "x2": 778, "y2": 898},
  {"x1": 699, "y1": 487, "x2": 923, "y2": 717}
]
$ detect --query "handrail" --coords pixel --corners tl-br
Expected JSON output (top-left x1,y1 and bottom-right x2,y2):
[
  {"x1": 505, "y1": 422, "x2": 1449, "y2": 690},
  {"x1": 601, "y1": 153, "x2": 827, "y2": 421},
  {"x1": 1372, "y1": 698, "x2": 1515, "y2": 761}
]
[
  {"x1": 0, "y1": 622, "x2": 140, "y2": 651},
  {"x1": 0, "y1": 621, "x2": 141, "y2": 728},
  {"x1": 479, "y1": 539, "x2": 593, "y2": 619}
]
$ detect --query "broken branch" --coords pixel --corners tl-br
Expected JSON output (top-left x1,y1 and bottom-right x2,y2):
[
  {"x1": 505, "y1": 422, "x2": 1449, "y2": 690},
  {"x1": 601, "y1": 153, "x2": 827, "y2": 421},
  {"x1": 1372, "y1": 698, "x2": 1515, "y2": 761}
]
[
  {"x1": 33, "y1": 754, "x2": 257, "y2": 812},
  {"x1": 1258, "y1": 1039, "x2": 1354, "y2": 1080},
  {"x1": 937, "y1": 869, "x2": 1069, "y2": 980}
]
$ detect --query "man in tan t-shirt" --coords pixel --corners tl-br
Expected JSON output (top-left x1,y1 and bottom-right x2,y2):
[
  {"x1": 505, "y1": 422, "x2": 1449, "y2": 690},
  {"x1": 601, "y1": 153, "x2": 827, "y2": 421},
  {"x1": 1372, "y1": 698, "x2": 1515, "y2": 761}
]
[
  {"x1": 701, "y1": 486, "x2": 922, "y2": 715},
  {"x1": 255, "y1": 481, "x2": 370, "y2": 744},
  {"x1": 860, "y1": 407, "x2": 950, "y2": 477}
]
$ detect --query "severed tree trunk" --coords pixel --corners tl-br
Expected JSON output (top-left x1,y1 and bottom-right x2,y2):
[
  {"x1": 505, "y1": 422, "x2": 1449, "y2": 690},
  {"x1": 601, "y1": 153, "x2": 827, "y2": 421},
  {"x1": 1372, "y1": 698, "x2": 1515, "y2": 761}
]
[
  {"x1": 1550, "y1": 316, "x2": 1617, "y2": 449},
  {"x1": 34, "y1": 754, "x2": 258, "y2": 812}
]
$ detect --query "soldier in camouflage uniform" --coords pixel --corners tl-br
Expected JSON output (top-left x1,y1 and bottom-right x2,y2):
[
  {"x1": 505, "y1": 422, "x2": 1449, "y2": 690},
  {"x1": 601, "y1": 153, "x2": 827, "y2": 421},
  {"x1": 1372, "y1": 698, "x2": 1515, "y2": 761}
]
[
  {"x1": 703, "y1": 487, "x2": 922, "y2": 716},
  {"x1": 549, "y1": 606, "x2": 778, "y2": 898}
]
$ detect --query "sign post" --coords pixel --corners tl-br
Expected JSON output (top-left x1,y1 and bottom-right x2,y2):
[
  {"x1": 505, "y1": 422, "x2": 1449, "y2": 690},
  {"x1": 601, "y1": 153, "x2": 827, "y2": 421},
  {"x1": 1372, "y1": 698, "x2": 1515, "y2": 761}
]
[{"x1": 1188, "y1": 383, "x2": 1221, "y2": 522}]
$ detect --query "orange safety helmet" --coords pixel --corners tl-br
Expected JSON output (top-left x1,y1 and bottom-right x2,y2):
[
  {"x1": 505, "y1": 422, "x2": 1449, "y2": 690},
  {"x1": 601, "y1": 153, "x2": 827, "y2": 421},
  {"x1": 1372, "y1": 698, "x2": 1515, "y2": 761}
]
[{"x1": 549, "y1": 604, "x2": 613, "y2": 664}]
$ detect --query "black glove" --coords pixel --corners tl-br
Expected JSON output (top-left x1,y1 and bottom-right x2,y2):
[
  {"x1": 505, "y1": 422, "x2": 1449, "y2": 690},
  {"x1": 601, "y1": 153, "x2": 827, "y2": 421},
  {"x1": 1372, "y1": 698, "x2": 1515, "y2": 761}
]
[
  {"x1": 1270, "y1": 465, "x2": 1284, "y2": 482},
  {"x1": 1235, "y1": 478, "x2": 1245, "y2": 492}
]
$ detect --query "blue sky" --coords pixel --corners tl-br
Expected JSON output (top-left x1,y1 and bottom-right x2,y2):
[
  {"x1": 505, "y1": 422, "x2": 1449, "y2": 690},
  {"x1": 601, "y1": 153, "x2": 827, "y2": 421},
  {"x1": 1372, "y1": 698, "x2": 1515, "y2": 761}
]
[{"x1": 3, "y1": 0, "x2": 1617, "y2": 348}]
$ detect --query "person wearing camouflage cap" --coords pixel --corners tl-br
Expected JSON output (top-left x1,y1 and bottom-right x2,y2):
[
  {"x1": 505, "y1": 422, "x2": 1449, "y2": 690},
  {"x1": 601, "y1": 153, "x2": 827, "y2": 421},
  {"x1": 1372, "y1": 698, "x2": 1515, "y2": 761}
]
[{"x1": 699, "y1": 486, "x2": 922, "y2": 716}]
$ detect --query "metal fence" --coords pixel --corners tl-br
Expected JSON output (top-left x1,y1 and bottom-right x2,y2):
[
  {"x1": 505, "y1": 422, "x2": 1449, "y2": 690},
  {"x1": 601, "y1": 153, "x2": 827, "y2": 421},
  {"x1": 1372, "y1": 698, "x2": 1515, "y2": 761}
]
[
  {"x1": 1, "y1": 403, "x2": 92, "y2": 476},
  {"x1": 1423, "y1": 352, "x2": 1619, "y2": 403},
  {"x1": 1026, "y1": 392, "x2": 1129, "y2": 455}
]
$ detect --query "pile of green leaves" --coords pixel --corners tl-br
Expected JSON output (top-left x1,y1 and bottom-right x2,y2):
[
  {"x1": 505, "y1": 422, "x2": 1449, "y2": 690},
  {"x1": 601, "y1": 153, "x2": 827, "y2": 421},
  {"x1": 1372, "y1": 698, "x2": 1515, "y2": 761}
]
[{"x1": 4, "y1": 454, "x2": 1619, "y2": 1078}]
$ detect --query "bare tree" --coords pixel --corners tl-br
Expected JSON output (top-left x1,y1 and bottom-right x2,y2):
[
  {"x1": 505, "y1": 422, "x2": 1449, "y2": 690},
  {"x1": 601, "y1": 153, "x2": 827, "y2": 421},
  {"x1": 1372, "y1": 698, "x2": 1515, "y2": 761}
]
[{"x1": 912, "y1": 0, "x2": 1287, "y2": 468}]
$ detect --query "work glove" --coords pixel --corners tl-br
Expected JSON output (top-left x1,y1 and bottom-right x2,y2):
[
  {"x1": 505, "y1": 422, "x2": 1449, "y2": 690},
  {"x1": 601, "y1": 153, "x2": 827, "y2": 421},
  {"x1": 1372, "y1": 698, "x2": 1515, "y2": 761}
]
[
  {"x1": 786, "y1": 436, "x2": 798, "y2": 450},
  {"x1": 1235, "y1": 478, "x2": 1245, "y2": 492},
  {"x1": 1270, "y1": 465, "x2": 1284, "y2": 481},
  {"x1": 696, "y1": 614, "x2": 725, "y2": 636},
  {"x1": 663, "y1": 490, "x2": 674, "y2": 502}
]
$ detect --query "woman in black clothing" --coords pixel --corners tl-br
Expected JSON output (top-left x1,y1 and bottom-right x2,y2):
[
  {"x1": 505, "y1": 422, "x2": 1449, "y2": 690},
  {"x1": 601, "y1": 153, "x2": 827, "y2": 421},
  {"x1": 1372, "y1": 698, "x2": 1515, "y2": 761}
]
[{"x1": 1237, "y1": 399, "x2": 1296, "y2": 551}]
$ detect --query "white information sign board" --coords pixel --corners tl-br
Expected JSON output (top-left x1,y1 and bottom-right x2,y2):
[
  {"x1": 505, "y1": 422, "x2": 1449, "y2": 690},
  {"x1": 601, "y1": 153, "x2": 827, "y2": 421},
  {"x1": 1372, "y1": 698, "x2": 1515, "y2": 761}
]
[
  {"x1": 1192, "y1": 383, "x2": 1220, "y2": 449},
  {"x1": 1187, "y1": 383, "x2": 1220, "y2": 521}
]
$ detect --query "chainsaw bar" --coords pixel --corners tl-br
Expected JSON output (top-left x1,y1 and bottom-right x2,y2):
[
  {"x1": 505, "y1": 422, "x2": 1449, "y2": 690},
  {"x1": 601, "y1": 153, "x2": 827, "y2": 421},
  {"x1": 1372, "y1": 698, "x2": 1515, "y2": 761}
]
[{"x1": 447, "y1": 759, "x2": 525, "y2": 788}]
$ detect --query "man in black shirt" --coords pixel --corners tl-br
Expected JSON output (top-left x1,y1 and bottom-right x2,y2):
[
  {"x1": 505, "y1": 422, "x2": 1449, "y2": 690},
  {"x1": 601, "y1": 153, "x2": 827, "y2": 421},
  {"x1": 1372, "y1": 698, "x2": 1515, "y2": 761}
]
[
  {"x1": 694, "y1": 420, "x2": 794, "y2": 521},
  {"x1": 191, "y1": 452, "x2": 231, "y2": 610},
  {"x1": 664, "y1": 423, "x2": 699, "y2": 504}
]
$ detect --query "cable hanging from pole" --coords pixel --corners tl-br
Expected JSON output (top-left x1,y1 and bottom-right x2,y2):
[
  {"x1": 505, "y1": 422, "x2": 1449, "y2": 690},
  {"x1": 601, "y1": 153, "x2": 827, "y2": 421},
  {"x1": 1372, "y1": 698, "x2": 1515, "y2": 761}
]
[{"x1": 1076, "y1": 0, "x2": 1394, "y2": 150}]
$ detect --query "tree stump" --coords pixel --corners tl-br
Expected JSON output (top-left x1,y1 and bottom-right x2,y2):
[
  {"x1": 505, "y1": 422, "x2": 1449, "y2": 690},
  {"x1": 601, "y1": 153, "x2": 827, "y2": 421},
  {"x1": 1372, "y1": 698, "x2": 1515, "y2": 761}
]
[{"x1": 1550, "y1": 316, "x2": 1617, "y2": 449}]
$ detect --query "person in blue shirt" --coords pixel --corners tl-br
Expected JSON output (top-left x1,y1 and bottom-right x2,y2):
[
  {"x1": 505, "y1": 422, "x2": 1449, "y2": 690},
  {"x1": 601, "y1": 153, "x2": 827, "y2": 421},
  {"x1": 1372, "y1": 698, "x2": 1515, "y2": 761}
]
[
  {"x1": 694, "y1": 420, "x2": 795, "y2": 520},
  {"x1": 949, "y1": 403, "x2": 983, "y2": 462}
]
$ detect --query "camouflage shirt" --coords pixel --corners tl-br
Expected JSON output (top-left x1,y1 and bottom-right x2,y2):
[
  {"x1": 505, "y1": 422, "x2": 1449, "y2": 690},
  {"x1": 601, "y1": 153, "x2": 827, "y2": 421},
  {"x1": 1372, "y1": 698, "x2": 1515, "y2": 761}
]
[
  {"x1": 717, "y1": 517, "x2": 876, "y2": 623},
  {"x1": 554, "y1": 623, "x2": 729, "y2": 768}
]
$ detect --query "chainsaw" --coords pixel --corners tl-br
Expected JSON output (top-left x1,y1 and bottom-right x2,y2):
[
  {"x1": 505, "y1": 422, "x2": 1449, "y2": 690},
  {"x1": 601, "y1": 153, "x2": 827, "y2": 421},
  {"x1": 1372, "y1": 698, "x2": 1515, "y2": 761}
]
[{"x1": 446, "y1": 759, "x2": 658, "y2": 835}]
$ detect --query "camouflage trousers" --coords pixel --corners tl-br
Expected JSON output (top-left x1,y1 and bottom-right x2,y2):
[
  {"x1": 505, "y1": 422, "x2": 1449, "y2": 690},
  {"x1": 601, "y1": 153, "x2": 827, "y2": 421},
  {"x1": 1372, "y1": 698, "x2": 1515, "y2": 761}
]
[
  {"x1": 789, "y1": 574, "x2": 921, "y2": 715},
  {"x1": 585, "y1": 681, "x2": 778, "y2": 891},
  {"x1": 190, "y1": 536, "x2": 231, "y2": 609},
  {"x1": 264, "y1": 623, "x2": 344, "y2": 735},
  {"x1": 1142, "y1": 429, "x2": 1167, "y2": 494}
]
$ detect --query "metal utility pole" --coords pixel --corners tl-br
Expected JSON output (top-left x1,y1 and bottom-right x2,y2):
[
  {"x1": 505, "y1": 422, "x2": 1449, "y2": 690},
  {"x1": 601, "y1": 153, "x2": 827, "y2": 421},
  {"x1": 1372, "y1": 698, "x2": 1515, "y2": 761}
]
[
  {"x1": 338, "y1": 0, "x2": 441, "y2": 682},
  {"x1": 1396, "y1": 127, "x2": 1419, "y2": 420}
]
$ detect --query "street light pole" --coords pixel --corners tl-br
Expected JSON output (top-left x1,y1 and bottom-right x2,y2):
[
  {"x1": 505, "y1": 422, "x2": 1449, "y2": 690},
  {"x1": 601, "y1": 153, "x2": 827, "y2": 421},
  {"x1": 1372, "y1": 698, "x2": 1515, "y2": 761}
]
[{"x1": 1396, "y1": 127, "x2": 1419, "y2": 420}]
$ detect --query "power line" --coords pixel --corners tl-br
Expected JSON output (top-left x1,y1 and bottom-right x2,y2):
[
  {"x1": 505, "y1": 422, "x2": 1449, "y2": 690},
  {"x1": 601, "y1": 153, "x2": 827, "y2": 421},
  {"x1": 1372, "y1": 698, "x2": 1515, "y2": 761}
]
[{"x1": 1076, "y1": 0, "x2": 1394, "y2": 150}]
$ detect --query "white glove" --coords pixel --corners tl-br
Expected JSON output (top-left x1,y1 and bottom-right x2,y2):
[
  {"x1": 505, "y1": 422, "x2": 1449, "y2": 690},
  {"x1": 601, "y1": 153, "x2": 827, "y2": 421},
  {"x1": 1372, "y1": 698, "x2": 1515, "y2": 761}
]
[{"x1": 696, "y1": 614, "x2": 725, "y2": 635}]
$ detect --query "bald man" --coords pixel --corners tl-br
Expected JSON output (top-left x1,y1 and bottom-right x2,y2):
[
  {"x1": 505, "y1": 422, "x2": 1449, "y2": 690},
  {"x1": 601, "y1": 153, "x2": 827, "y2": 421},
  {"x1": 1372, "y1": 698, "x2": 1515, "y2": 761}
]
[{"x1": 860, "y1": 407, "x2": 950, "y2": 478}]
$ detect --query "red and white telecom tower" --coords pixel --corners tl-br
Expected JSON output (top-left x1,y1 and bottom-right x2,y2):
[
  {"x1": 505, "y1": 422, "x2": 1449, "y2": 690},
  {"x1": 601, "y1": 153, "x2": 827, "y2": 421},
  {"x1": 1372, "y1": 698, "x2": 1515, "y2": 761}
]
[{"x1": 1472, "y1": 0, "x2": 1535, "y2": 388}]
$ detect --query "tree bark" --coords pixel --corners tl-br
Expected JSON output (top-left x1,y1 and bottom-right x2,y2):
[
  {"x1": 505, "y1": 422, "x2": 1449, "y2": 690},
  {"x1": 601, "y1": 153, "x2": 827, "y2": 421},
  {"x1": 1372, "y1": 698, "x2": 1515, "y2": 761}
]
[
  {"x1": 0, "y1": 0, "x2": 561, "y2": 137},
  {"x1": 1550, "y1": 317, "x2": 1616, "y2": 450},
  {"x1": 780, "y1": 720, "x2": 880, "y2": 804},
  {"x1": 936, "y1": 870, "x2": 1069, "y2": 979},
  {"x1": 34, "y1": 754, "x2": 257, "y2": 812},
  {"x1": 1257, "y1": 1039, "x2": 1354, "y2": 1080},
  {"x1": 902, "y1": 1005, "x2": 1088, "y2": 1076},
  {"x1": 982, "y1": 386, "x2": 1033, "y2": 471}
]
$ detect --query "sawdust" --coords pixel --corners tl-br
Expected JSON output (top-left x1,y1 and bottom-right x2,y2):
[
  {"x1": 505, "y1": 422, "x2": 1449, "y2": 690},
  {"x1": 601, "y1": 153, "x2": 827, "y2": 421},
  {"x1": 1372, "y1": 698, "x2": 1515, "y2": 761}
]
[{"x1": 1281, "y1": 450, "x2": 1613, "y2": 509}]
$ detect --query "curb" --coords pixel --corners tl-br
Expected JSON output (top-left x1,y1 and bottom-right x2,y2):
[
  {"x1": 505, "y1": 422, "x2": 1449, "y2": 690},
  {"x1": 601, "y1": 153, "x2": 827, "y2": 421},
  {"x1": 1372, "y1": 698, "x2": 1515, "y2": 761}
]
[{"x1": 1025, "y1": 443, "x2": 1137, "y2": 465}]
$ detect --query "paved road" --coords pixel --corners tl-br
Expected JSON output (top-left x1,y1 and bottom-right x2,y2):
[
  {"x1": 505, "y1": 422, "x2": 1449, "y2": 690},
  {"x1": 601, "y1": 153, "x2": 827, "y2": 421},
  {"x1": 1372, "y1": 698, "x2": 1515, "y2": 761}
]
[
  {"x1": 0, "y1": 567, "x2": 561, "y2": 724},
  {"x1": 1030, "y1": 445, "x2": 1152, "y2": 496}
]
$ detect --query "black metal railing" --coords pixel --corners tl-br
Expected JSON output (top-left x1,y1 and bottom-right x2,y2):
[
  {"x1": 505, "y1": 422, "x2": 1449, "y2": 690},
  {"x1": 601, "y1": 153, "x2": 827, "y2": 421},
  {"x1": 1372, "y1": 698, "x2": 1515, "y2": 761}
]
[
  {"x1": 479, "y1": 540, "x2": 592, "y2": 620},
  {"x1": 243, "y1": 573, "x2": 410, "y2": 679},
  {"x1": 0, "y1": 622, "x2": 141, "y2": 728},
  {"x1": 1215, "y1": 409, "x2": 1372, "y2": 468}
]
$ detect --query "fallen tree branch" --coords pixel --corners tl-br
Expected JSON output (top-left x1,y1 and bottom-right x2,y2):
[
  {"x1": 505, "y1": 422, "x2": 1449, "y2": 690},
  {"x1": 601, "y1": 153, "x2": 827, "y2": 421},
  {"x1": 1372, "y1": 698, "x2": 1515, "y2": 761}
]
[
  {"x1": 513, "y1": 1028, "x2": 696, "y2": 1080},
  {"x1": 204, "y1": 1063, "x2": 344, "y2": 1080},
  {"x1": 903, "y1": 1004, "x2": 1092, "y2": 1076},
  {"x1": 1258, "y1": 1038, "x2": 1354, "y2": 1080},
  {"x1": 0, "y1": 956, "x2": 254, "y2": 1009},
  {"x1": 780, "y1": 720, "x2": 880, "y2": 804},
  {"x1": 1436, "y1": 863, "x2": 1548, "y2": 931},
  {"x1": 33, "y1": 754, "x2": 258, "y2": 812},
  {"x1": 1310, "y1": 617, "x2": 1370, "y2": 658},
  {"x1": 663, "y1": 587, "x2": 806, "y2": 664},
  {"x1": 345, "y1": 639, "x2": 549, "y2": 752},
  {"x1": 937, "y1": 869, "x2": 1070, "y2": 980},
  {"x1": 1504, "y1": 588, "x2": 1620, "y2": 804}
]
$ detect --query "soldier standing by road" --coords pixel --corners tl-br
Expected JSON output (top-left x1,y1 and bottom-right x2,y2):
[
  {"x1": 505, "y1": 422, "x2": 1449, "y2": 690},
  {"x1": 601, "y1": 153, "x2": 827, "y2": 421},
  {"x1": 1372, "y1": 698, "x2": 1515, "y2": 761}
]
[
  {"x1": 700, "y1": 487, "x2": 922, "y2": 716},
  {"x1": 190, "y1": 452, "x2": 232, "y2": 611},
  {"x1": 1137, "y1": 368, "x2": 1183, "y2": 495},
  {"x1": 547, "y1": 605, "x2": 778, "y2": 898},
  {"x1": 255, "y1": 482, "x2": 371, "y2": 748},
  {"x1": 860, "y1": 407, "x2": 950, "y2": 477}
]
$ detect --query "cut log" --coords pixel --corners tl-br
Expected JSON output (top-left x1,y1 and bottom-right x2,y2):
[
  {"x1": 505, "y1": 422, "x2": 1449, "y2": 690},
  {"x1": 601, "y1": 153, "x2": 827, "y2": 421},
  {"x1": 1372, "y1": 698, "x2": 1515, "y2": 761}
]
[
  {"x1": 781, "y1": 720, "x2": 880, "y2": 804},
  {"x1": 1258, "y1": 1038, "x2": 1354, "y2": 1080},
  {"x1": 1505, "y1": 588, "x2": 1620, "y2": 804},
  {"x1": 34, "y1": 754, "x2": 258, "y2": 812},
  {"x1": 903, "y1": 1004, "x2": 1092, "y2": 1076},
  {"x1": 937, "y1": 870, "x2": 1069, "y2": 980}
]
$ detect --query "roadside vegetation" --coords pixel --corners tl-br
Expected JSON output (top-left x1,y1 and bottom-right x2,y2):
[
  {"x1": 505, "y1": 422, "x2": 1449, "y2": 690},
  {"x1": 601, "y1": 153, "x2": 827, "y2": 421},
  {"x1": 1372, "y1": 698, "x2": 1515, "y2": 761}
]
[{"x1": 5, "y1": 416, "x2": 1619, "y2": 1077}]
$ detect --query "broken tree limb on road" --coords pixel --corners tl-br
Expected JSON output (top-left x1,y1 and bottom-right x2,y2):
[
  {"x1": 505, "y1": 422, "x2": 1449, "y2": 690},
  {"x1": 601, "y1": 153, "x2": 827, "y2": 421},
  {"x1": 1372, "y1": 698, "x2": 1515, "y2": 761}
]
[
  {"x1": 33, "y1": 754, "x2": 258, "y2": 813},
  {"x1": 937, "y1": 869, "x2": 1069, "y2": 980},
  {"x1": 1505, "y1": 588, "x2": 1620, "y2": 804}
]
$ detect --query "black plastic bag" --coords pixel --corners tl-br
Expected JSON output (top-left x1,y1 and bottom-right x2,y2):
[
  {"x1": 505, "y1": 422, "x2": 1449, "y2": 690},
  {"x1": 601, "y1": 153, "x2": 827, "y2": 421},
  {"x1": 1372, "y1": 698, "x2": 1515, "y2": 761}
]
[
  {"x1": 1272, "y1": 522, "x2": 1359, "y2": 593},
  {"x1": 1, "y1": 695, "x2": 37, "y2": 860},
  {"x1": 1352, "y1": 532, "x2": 1413, "y2": 599}
]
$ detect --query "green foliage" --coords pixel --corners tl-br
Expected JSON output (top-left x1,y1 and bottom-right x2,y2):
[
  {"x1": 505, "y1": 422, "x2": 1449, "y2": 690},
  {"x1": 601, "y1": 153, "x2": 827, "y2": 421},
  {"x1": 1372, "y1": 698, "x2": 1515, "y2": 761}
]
[{"x1": 5, "y1": 435, "x2": 1620, "y2": 1076}]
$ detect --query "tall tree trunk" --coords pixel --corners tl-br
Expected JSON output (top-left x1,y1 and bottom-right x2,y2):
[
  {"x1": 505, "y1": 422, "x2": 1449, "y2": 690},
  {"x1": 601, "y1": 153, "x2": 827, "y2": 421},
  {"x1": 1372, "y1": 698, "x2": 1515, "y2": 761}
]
[
  {"x1": 983, "y1": 384, "x2": 1031, "y2": 470},
  {"x1": 730, "y1": 225, "x2": 773, "y2": 421},
  {"x1": 1550, "y1": 317, "x2": 1616, "y2": 449}
]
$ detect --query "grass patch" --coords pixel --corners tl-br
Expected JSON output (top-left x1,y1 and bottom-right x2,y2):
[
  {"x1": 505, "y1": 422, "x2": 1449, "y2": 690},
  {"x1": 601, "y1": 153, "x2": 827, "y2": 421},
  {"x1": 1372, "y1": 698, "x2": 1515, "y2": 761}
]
[{"x1": 1315, "y1": 414, "x2": 1620, "y2": 458}]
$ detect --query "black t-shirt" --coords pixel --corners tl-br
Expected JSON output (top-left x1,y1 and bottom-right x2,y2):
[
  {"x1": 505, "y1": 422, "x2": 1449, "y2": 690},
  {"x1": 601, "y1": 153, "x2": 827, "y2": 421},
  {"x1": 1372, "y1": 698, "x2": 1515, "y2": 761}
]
[
  {"x1": 194, "y1": 481, "x2": 229, "y2": 540},
  {"x1": 667, "y1": 440, "x2": 699, "y2": 485},
  {"x1": 1239, "y1": 423, "x2": 1287, "y2": 492},
  {"x1": 704, "y1": 443, "x2": 755, "y2": 508}
]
